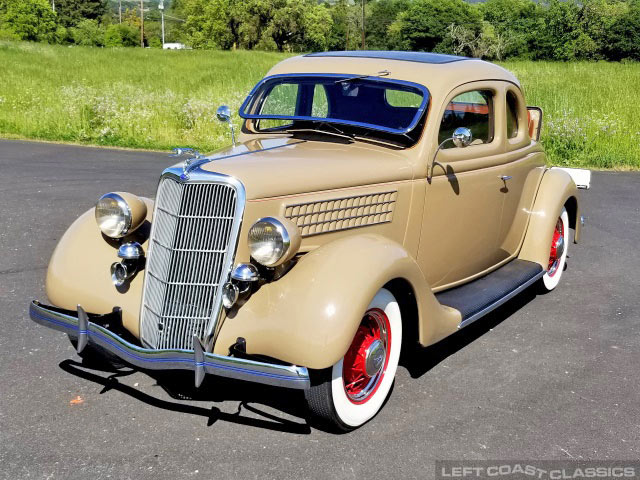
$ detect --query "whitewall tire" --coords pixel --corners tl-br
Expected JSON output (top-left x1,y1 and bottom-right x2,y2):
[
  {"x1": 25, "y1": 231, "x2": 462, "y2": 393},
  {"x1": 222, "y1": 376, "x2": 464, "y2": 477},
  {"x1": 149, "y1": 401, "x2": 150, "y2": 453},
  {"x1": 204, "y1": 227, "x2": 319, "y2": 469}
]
[
  {"x1": 541, "y1": 207, "x2": 569, "y2": 291},
  {"x1": 305, "y1": 288, "x2": 402, "y2": 431}
]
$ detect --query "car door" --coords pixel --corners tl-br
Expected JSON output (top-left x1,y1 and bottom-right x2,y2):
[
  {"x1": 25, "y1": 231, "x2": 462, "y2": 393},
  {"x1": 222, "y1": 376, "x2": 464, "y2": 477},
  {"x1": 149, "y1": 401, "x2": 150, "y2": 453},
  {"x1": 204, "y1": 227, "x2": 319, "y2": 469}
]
[
  {"x1": 496, "y1": 86, "x2": 546, "y2": 256},
  {"x1": 417, "y1": 82, "x2": 509, "y2": 289}
]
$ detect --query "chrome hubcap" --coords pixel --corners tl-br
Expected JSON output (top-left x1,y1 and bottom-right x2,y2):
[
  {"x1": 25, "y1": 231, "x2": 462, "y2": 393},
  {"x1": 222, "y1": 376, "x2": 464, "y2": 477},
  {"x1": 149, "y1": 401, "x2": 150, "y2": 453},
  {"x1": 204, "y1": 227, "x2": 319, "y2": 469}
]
[
  {"x1": 364, "y1": 339, "x2": 386, "y2": 377},
  {"x1": 554, "y1": 234, "x2": 565, "y2": 260}
]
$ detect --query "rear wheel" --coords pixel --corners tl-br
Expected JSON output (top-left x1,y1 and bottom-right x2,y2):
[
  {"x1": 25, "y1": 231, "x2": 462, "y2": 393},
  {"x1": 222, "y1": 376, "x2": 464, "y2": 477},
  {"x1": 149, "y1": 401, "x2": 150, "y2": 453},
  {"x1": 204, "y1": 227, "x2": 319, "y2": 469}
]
[
  {"x1": 541, "y1": 207, "x2": 569, "y2": 291},
  {"x1": 305, "y1": 288, "x2": 402, "y2": 431}
]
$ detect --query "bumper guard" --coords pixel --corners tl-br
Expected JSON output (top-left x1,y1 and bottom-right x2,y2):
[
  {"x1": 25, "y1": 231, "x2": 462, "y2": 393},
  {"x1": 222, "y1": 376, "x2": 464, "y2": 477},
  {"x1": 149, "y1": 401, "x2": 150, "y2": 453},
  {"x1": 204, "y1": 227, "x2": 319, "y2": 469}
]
[{"x1": 29, "y1": 301, "x2": 310, "y2": 390}]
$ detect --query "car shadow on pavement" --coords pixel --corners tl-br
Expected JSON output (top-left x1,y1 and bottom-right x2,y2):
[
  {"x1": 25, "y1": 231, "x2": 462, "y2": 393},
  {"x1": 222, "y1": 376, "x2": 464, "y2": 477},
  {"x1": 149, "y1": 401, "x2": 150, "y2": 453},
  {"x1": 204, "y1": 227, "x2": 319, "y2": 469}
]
[
  {"x1": 56, "y1": 281, "x2": 543, "y2": 434},
  {"x1": 401, "y1": 286, "x2": 539, "y2": 379},
  {"x1": 59, "y1": 359, "x2": 312, "y2": 434}
]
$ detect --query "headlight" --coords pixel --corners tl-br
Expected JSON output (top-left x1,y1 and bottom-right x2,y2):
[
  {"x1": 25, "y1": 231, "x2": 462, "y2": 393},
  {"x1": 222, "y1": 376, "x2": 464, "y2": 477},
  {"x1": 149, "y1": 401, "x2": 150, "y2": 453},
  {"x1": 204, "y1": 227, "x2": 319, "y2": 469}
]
[
  {"x1": 95, "y1": 192, "x2": 147, "y2": 238},
  {"x1": 248, "y1": 216, "x2": 300, "y2": 267}
]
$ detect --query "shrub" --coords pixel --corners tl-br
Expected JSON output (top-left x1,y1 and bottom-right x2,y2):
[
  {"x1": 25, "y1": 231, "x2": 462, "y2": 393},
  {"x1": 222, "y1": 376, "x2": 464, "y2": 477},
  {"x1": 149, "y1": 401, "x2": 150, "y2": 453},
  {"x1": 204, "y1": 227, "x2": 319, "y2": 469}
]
[
  {"x1": 389, "y1": 0, "x2": 483, "y2": 52},
  {"x1": 148, "y1": 36, "x2": 162, "y2": 48},
  {"x1": 104, "y1": 23, "x2": 139, "y2": 47},
  {"x1": 1, "y1": 0, "x2": 57, "y2": 42},
  {"x1": 70, "y1": 19, "x2": 105, "y2": 47}
]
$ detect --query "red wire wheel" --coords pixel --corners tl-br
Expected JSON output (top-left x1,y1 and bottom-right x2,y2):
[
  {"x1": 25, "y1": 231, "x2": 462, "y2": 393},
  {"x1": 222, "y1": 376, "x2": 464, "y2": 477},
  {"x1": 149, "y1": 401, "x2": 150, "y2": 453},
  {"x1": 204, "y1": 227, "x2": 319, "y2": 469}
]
[
  {"x1": 342, "y1": 308, "x2": 391, "y2": 405},
  {"x1": 548, "y1": 216, "x2": 565, "y2": 277}
]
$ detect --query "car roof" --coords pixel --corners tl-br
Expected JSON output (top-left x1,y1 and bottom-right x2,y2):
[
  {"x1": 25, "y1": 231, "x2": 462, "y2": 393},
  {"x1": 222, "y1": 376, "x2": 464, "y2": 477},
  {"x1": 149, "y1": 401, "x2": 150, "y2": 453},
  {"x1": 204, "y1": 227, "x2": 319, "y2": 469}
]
[
  {"x1": 305, "y1": 51, "x2": 469, "y2": 64},
  {"x1": 266, "y1": 51, "x2": 520, "y2": 98}
]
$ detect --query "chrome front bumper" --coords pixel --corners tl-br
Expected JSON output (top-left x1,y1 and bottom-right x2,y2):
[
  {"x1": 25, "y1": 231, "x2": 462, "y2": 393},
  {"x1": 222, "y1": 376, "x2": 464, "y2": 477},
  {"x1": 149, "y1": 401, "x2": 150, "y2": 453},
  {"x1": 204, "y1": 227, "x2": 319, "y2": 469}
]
[{"x1": 29, "y1": 301, "x2": 310, "y2": 390}]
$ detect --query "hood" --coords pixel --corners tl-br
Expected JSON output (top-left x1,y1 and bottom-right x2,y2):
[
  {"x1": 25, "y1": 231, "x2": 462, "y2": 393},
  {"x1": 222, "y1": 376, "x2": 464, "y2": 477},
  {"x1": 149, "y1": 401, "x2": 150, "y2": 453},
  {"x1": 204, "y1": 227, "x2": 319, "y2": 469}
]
[{"x1": 183, "y1": 136, "x2": 414, "y2": 200}]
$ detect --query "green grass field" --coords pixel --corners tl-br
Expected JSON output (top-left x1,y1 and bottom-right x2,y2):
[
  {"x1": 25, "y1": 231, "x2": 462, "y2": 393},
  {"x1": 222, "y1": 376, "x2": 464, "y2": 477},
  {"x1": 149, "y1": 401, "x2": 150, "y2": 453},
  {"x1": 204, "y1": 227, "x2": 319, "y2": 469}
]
[{"x1": 1, "y1": 41, "x2": 639, "y2": 169}]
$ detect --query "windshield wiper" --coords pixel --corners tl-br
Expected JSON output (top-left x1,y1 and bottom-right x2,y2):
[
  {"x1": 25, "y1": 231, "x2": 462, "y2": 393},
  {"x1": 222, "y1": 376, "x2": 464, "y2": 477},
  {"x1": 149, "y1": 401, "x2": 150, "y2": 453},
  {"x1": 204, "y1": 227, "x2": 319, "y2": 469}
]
[
  {"x1": 334, "y1": 70, "x2": 391, "y2": 84},
  {"x1": 286, "y1": 128, "x2": 355, "y2": 142},
  {"x1": 285, "y1": 121, "x2": 355, "y2": 141}
]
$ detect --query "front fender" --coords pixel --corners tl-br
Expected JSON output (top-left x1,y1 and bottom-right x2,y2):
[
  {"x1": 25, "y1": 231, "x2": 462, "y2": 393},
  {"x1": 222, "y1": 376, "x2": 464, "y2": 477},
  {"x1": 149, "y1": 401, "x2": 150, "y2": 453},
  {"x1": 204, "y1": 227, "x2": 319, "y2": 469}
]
[
  {"x1": 518, "y1": 168, "x2": 580, "y2": 268},
  {"x1": 45, "y1": 199, "x2": 154, "y2": 338},
  {"x1": 214, "y1": 234, "x2": 460, "y2": 369}
]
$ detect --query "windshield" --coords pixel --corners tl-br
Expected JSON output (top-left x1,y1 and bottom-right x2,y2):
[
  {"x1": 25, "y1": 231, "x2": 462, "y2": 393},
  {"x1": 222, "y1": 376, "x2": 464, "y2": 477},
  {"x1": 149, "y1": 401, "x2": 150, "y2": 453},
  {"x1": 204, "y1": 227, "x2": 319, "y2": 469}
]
[{"x1": 239, "y1": 74, "x2": 430, "y2": 137}]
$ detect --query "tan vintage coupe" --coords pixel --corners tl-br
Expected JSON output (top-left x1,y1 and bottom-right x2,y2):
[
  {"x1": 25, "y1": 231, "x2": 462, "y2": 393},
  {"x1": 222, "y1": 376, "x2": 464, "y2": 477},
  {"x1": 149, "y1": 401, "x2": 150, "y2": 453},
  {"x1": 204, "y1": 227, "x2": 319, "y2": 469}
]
[{"x1": 30, "y1": 51, "x2": 590, "y2": 431}]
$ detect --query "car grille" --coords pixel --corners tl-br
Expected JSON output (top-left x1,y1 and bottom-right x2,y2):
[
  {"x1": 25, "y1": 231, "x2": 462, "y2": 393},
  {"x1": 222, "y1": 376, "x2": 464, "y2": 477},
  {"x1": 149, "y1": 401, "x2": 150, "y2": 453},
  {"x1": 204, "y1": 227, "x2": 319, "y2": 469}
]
[{"x1": 140, "y1": 174, "x2": 242, "y2": 350}]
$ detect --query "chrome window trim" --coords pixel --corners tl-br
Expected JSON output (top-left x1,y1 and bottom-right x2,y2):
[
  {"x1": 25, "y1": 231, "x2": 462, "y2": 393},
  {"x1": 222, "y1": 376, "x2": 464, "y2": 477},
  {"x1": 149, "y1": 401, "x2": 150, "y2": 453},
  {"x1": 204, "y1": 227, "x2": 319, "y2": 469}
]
[
  {"x1": 239, "y1": 73, "x2": 430, "y2": 135},
  {"x1": 139, "y1": 165, "x2": 247, "y2": 353}
]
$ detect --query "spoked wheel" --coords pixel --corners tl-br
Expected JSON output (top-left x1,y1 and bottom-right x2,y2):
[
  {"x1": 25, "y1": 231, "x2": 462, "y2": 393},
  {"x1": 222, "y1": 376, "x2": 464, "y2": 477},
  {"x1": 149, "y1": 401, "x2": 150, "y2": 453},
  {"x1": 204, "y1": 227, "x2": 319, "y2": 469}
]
[
  {"x1": 541, "y1": 207, "x2": 569, "y2": 291},
  {"x1": 305, "y1": 288, "x2": 402, "y2": 431}
]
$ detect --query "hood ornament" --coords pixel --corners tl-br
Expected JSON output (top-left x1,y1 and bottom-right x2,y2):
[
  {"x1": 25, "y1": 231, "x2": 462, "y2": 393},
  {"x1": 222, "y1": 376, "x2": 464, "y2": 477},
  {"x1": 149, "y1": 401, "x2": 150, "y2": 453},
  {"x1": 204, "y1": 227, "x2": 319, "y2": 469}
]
[{"x1": 170, "y1": 147, "x2": 207, "y2": 180}]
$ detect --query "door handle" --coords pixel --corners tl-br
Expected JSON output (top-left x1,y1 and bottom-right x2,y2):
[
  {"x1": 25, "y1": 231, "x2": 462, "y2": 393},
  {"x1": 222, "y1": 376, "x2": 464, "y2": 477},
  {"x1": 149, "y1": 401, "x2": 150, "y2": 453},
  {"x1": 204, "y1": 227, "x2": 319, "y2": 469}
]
[{"x1": 499, "y1": 175, "x2": 513, "y2": 181}]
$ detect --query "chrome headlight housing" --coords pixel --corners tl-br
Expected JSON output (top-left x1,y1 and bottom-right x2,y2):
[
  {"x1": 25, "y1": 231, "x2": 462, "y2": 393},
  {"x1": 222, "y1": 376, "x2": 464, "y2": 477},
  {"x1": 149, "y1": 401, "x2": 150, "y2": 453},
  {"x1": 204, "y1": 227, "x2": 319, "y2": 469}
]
[
  {"x1": 248, "y1": 216, "x2": 300, "y2": 267},
  {"x1": 95, "y1": 192, "x2": 147, "y2": 239}
]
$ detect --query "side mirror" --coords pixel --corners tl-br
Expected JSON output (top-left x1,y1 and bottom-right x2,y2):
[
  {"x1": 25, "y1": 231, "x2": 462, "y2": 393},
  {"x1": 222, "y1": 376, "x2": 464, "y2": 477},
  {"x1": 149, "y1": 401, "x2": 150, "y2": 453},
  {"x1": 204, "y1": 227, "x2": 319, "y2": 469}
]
[
  {"x1": 216, "y1": 105, "x2": 236, "y2": 146},
  {"x1": 452, "y1": 127, "x2": 472, "y2": 148},
  {"x1": 427, "y1": 127, "x2": 473, "y2": 183},
  {"x1": 216, "y1": 105, "x2": 232, "y2": 123}
]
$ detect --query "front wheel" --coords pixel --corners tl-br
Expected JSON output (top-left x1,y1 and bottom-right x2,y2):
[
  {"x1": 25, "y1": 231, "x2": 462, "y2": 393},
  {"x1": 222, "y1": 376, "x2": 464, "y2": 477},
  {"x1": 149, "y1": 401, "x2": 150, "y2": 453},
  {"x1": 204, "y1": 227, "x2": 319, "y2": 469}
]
[
  {"x1": 540, "y1": 207, "x2": 569, "y2": 291},
  {"x1": 305, "y1": 288, "x2": 402, "y2": 431}
]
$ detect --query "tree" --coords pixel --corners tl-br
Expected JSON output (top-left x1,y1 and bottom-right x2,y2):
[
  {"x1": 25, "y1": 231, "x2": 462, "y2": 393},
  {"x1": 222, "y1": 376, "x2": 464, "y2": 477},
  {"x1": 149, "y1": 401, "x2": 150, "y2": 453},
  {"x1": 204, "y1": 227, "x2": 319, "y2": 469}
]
[
  {"x1": 366, "y1": 0, "x2": 409, "y2": 50},
  {"x1": 268, "y1": 0, "x2": 307, "y2": 51},
  {"x1": 1, "y1": 0, "x2": 58, "y2": 42},
  {"x1": 389, "y1": 0, "x2": 483, "y2": 52},
  {"x1": 179, "y1": 0, "x2": 331, "y2": 52},
  {"x1": 302, "y1": 2, "x2": 333, "y2": 52},
  {"x1": 445, "y1": 22, "x2": 507, "y2": 59},
  {"x1": 603, "y1": 0, "x2": 640, "y2": 60},
  {"x1": 70, "y1": 18, "x2": 105, "y2": 46},
  {"x1": 55, "y1": 0, "x2": 107, "y2": 28},
  {"x1": 104, "y1": 22, "x2": 139, "y2": 46},
  {"x1": 326, "y1": 0, "x2": 348, "y2": 50},
  {"x1": 180, "y1": 0, "x2": 235, "y2": 49},
  {"x1": 478, "y1": 0, "x2": 539, "y2": 58},
  {"x1": 577, "y1": 0, "x2": 629, "y2": 60},
  {"x1": 531, "y1": 0, "x2": 581, "y2": 60}
]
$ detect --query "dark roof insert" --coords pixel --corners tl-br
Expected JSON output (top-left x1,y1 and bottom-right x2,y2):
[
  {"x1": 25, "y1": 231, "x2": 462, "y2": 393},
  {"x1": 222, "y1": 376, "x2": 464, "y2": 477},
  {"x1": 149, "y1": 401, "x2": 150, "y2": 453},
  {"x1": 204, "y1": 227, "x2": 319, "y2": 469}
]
[{"x1": 305, "y1": 51, "x2": 470, "y2": 64}]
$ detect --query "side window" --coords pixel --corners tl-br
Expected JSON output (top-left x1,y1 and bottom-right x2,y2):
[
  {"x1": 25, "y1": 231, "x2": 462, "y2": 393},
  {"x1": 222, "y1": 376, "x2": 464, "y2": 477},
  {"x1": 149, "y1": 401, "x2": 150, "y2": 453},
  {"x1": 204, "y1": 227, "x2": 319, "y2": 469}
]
[
  {"x1": 506, "y1": 91, "x2": 519, "y2": 139},
  {"x1": 439, "y1": 90, "x2": 494, "y2": 148}
]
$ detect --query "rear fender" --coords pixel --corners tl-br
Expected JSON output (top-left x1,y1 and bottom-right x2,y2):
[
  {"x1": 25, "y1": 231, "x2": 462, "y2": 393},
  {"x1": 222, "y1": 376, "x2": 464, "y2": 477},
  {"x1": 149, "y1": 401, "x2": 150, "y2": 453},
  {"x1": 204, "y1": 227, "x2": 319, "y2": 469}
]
[
  {"x1": 518, "y1": 168, "x2": 581, "y2": 268},
  {"x1": 214, "y1": 234, "x2": 460, "y2": 369}
]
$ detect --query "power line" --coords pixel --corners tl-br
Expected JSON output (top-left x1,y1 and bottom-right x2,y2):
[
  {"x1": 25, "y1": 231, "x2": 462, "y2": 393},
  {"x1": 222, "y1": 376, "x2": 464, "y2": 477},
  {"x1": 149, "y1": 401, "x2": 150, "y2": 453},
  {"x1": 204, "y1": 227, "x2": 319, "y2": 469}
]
[{"x1": 163, "y1": 14, "x2": 185, "y2": 22}]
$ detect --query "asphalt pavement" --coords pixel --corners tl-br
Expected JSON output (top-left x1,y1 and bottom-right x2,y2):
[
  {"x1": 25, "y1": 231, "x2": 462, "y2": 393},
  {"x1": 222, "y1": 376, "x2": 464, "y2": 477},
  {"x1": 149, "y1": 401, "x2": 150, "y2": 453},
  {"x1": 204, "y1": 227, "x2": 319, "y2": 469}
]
[{"x1": 0, "y1": 139, "x2": 638, "y2": 479}]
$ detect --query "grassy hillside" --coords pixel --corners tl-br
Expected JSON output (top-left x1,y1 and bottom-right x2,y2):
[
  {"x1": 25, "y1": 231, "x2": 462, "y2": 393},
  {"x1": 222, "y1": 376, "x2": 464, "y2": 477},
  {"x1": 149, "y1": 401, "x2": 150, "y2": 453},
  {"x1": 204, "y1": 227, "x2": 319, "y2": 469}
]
[
  {"x1": 1, "y1": 41, "x2": 638, "y2": 169},
  {"x1": 0, "y1": 42, "x2": 289, "y2": 152},
  {"x1": 502, "y1": 60, "x2": 640, "y2": 169}
]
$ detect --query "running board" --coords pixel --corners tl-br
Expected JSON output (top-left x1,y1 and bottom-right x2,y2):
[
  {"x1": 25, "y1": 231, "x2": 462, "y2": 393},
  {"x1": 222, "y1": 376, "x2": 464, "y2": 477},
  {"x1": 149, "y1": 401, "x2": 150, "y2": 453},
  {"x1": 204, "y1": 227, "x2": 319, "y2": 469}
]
[{"x1": 435, "y1": 259, "x2": 544, "y2": 329}]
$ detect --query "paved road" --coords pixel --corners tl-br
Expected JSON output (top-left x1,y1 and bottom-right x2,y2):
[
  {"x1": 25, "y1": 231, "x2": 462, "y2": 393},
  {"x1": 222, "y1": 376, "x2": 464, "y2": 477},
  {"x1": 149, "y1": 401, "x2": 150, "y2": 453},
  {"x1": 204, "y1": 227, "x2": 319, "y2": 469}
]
[{"x1": 0, "y1": 139, "x2": 638, "y2": 479}]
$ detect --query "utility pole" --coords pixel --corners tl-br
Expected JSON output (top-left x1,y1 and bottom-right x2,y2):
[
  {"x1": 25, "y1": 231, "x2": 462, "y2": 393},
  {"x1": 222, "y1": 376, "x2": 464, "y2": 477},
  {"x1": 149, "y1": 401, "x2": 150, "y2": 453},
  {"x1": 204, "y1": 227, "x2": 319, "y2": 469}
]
[
  {"x1": 51, "y1": 0, "x2": 55, "y2": 12},
  {"x1": 361, "y1": 0, "x2": 365, "y2": 50},
  {"x1": 140, "y1": 0, "x2": 144, "y2": 48},
  {"x1": 119, "y1": 0, "x2": 122, "y2": 23},
  {"x1": 159, "y1": 0, "x2": 165, "y2": 48}
]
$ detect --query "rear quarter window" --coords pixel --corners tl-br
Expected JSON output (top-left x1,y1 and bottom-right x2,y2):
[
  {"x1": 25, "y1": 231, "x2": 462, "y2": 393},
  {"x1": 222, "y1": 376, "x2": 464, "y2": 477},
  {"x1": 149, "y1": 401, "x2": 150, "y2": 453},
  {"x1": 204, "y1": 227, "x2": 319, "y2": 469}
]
[{"x1": 506, "y1": 91, "x2": 519, "y2": 139}]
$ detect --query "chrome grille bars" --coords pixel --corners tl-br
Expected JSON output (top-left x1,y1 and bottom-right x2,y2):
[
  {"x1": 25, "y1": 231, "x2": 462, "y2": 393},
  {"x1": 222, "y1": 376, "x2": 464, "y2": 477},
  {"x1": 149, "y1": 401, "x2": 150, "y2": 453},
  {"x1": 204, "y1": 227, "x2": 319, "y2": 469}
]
[{"x1": 140, "y1": 167, "x2": 245, "y2": 351}]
